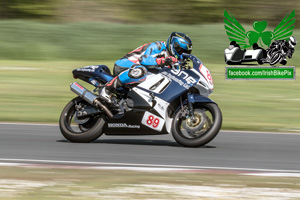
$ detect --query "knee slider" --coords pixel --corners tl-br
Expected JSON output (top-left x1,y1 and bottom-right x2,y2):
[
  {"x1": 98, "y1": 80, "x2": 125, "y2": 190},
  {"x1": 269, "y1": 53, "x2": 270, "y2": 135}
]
[{"x1": 128, "y1": 66, "x2": 146, "y2": 79}]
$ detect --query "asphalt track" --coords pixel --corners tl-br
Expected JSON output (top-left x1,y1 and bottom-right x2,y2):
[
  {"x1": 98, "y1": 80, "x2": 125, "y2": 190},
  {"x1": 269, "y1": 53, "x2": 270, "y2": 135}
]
[{"x1": 0, "y1": 123, "x2": 300, "y2": 172}]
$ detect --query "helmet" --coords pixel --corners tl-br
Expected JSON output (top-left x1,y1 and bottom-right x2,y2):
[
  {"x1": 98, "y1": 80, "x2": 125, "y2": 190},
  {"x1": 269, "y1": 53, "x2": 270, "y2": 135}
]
[
  {"x1": 289, "y1": 36, "x2": 297, "y2": 48},
  {"x1": 166, "y1": 32, "x2": 192, "y2": 58}
]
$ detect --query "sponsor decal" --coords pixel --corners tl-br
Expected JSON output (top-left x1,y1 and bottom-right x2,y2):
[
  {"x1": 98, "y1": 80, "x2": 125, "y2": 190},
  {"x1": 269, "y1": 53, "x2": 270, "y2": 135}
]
[
  {"x1": 161, "y1": 69, "x2": 196, "y2": 89},
  {"x1": 77, "y1": 65, "x2": 99, "y2": 72},
  {"x1": 157, "y1": 103, "x2": 164, "y2": 111},
  {"x1": 108, "y1": 123, "x2": 140, "y2": 129}
]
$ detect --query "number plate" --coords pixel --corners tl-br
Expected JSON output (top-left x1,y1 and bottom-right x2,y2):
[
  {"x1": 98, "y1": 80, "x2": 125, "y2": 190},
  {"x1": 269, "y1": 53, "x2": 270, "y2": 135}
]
[{"x1": 141, "y1": 111, "x2": 165, "y2": 132}]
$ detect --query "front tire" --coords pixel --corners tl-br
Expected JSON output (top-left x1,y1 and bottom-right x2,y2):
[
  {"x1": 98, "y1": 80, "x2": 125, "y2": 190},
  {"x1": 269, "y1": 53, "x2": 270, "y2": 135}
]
[
  {"x1": 172, "y1": 103, "x2": 222, "y2": 147},
  {"x1": 269, "y1": 53, "x2": 281, "y2": 65},
  {"x1": 59, "y1": 97, "x2": 105, "y2": 143}
]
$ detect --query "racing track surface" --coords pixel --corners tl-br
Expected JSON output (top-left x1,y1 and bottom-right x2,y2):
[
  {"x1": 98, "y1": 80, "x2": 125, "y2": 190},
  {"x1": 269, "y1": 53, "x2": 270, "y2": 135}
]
[{"x1": 0, "y1": 123, "x2": 300, "y2": 172}]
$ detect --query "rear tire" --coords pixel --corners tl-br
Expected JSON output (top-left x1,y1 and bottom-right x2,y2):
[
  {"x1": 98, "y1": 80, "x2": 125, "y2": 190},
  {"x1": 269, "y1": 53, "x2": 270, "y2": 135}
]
[
  {"x1": 172, "y1": 103, "x2": 222, "y2": 147},
  {"x1": 59, "y1": 97, "x2": 105, "y2": 143}
]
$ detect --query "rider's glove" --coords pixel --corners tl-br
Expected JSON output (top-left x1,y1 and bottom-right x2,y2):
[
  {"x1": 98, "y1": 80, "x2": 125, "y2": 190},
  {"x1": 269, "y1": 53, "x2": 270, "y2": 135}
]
[
  {"x1": 165, "y1": 56, "x2": 178, "y2": 66},
  {"x1": 156, "y1": 56, "x2": 178, "y2": 68}
]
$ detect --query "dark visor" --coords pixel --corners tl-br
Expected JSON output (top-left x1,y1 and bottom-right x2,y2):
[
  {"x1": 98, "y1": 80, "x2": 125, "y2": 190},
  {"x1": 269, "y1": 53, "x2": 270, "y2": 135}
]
[{"x1": 175, "y1": 45, "x2": 192, "y2": 55}]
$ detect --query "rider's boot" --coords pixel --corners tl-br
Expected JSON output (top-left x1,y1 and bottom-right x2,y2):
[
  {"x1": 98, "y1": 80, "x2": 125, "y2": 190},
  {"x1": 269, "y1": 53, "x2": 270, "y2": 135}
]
[{"x1": 99, "y1": 77, "x2": 123, "y2": 104}]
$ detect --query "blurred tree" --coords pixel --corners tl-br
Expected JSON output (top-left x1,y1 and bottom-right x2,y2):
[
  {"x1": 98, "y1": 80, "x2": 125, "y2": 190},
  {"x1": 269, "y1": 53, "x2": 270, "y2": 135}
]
[
  {"x1": 0, "y1": 0, "x2": 298, "y2": 28},
  {"x1": 105, "y1": 0, "x2": 299, "y2": 27},
  {"x1": 0, "y1": 0, "x2": 56, "y2": 19},
  {"x1": 116, "y1": 0, "x2": 224, "y2": 24},
  {"x1": 222, "y1": 0, "x2": 298, "y2": 27}
]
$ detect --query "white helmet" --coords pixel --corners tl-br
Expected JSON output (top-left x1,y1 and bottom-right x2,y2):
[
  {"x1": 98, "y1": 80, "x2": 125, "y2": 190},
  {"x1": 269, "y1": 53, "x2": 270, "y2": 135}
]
[{"x1": 289, "y1": 36, "x2": 297, "y2": 48}]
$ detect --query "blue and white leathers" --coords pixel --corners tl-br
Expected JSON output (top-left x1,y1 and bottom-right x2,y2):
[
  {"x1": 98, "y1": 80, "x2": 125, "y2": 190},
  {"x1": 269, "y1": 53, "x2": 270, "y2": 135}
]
[{"x1": 114, "y1": 41, "x2": 168, "y2": 85}]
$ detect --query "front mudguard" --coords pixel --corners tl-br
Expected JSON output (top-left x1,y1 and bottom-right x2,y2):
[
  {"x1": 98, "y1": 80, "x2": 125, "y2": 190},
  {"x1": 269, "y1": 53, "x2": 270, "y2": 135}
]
[{"x1": 187, "y1": 94, "x2": 215, "y2": 104}]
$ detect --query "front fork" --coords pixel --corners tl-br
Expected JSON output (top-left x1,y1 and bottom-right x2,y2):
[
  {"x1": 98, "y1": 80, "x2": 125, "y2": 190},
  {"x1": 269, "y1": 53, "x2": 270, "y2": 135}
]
[{"x1": 187, "y1": 93, "x2": 196, "y2": 123}]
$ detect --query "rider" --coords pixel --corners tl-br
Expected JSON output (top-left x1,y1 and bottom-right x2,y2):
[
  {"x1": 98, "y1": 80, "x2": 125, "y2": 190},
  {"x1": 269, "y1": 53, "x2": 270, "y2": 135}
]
[
  {"x1": 266, "y1": 36, "x2": 297, "y2": 65},
  {"x1": 100, "y1": 32, "x2": 192, "y2": 103}
]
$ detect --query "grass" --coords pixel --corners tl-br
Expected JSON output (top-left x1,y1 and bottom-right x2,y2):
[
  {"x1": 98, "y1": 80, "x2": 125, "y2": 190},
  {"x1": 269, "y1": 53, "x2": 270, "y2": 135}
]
[
  {"x1": 0, "y1": 20, "x2": 224, "y2": 61},
  {"x1": 0, "y1": 60, "x2": 104, "y2": 123},
  {"x1": 1, "y1": 20, "x2": 299, "y2": 64},
  {"x1": 0, "y1": 21, "x2": 299, "y2": 131},
  {"x1": 0, "y1": 166, "x2": 300, "y2": 199},
  {"x1": 210, "y1": 64, "x2": 300, "y2": 132}
]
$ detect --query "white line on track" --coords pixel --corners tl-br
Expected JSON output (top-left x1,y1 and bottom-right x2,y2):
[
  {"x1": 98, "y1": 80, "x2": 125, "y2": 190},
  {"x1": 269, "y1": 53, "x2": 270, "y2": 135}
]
[
  {"x1": 220, "y1": 130, "x2": 300, "y2": 135},
  {"x1": 1, "y1": 158, "x2": 300, "y2": 174},
  {"x1": 286, "y1": 99, "x2": 300, "y2": 101},
  {"x1": 0, "y1": 122, "x2": 57, "y2": 126},
  {"x1": 0, "y1": 67, "x2": 41, "y2": 70}
]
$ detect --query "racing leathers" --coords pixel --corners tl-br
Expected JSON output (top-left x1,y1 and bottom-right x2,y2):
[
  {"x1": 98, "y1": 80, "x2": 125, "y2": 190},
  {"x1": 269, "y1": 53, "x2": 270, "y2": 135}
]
[{"x1": 101, "y1": 41, "x2": 177, "y2": 103}]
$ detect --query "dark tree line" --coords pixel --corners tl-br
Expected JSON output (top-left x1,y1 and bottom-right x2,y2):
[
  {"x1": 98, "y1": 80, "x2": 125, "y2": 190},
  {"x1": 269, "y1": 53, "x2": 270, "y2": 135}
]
[
  {"x1": 0, "y1": 0, "x2": 298, "y2": 27},
  {"x1": 0, "y1": 0, "x2": 56, "y2": 19}
]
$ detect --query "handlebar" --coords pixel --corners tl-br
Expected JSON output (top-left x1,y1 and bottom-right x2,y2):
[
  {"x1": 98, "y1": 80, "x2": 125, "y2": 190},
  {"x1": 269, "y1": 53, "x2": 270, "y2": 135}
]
[{"x1": 164, "y1": 53, "x2": 195, "y2": 70}]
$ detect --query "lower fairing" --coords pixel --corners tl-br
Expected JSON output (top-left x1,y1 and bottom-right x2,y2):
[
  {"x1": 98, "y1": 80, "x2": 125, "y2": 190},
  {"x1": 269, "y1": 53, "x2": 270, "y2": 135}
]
[{"x1": 103, "y1": 110, "x2": 170, "y2": 135}]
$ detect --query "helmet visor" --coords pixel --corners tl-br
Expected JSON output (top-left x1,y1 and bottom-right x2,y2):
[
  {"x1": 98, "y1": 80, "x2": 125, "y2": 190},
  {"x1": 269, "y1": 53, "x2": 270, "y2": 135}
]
[
  {"x1": 174, "y1": 42, "x2": 192, "y2": 55},
  {"x1": 175, "y1": 46, "x2": 192, "y2": 55}
]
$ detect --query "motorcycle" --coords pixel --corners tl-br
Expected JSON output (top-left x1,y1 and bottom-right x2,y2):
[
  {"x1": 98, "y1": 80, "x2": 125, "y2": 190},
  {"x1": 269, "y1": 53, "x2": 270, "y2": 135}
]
[
  {"x1": 59, "y1": 53, "x2": 222, "y2": 147},
  {"x1": 265, "y1": 44, "x2": 288, "y2": 65}
]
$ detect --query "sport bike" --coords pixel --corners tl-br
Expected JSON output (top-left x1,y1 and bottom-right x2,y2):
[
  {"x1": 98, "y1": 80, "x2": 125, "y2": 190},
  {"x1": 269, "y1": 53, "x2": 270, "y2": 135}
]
[
  {"x1": 59, "y1": 53, "x2": 222, "y2": 147},
  {"x1": 266, "y1": 44, "x2": 288, "y2": 65}
]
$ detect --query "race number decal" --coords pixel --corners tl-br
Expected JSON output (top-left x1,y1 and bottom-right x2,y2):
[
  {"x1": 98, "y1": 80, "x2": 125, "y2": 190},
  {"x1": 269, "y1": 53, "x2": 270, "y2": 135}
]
[
  {"x1": 142, "y1": 111, "x2": 165, "y2": 132},
  {"x1": 207, "y1": 70, "x2": 212, "y2": 82}
]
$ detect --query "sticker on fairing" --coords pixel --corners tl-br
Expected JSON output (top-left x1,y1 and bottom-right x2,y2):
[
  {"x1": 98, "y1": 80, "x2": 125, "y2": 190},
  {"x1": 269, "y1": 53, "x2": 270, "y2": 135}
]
[{"x1": 141, "y1": 111, "x2": 165, "y2": 132}]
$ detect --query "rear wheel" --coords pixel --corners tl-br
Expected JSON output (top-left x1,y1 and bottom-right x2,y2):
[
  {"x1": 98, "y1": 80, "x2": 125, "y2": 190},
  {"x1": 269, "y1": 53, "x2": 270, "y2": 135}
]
[
  {"x1": 172, "y1": 103, "x2": 222, "y2": 147},
  {"x1": 59, "y1": 97, "x2": 105, "y2": 143}
]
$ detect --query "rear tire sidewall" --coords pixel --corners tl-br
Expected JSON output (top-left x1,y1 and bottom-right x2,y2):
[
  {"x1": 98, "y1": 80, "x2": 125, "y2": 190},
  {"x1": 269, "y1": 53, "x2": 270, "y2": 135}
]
[
  {"x1": 59, "y1": 97, "x2": 105, "y2": 143},
  {"x1": 172, "y1": 103, "x2": 222, "y2": 147}
]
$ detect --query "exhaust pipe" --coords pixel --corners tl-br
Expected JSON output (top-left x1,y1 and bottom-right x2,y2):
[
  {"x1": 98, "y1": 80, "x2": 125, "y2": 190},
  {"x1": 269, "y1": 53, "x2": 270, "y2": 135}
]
[{"x1": 70, "y1": 82, "x2": 113, "y2": 118}]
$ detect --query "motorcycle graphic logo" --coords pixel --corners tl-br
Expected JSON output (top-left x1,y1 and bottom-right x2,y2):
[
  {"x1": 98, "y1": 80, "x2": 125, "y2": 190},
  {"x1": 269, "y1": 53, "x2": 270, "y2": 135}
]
[{"x1": 224, "y1": 10, "x2": 296, "y2": 65}]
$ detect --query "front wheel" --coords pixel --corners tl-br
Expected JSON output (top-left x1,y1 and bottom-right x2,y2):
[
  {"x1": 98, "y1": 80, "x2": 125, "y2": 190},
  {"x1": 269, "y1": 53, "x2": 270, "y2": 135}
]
[
  {"x1": 269, "y1": 53, "x2": 282, "y2": 65},
  {"x1": 59, "y1": 97, "x2": 105, "y2": 143},
  {"x1": 172, "y1": 103, "x2": 222, "y2": 147}
]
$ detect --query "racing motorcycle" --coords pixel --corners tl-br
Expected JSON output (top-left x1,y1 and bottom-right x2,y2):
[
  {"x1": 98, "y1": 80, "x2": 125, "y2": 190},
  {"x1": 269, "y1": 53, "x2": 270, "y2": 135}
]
[
  {"x1": 59, "y1": 53, "x2": 222, "y2": 147},
  {"x1": 265, "y1": 44, "x2": 288, "y2": 65}
]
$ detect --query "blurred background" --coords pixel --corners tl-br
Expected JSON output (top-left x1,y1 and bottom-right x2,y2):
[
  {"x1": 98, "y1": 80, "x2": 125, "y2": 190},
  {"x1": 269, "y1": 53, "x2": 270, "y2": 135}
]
[{"x1": 0, "y1": 0, "x2": 299, "y2": 132}]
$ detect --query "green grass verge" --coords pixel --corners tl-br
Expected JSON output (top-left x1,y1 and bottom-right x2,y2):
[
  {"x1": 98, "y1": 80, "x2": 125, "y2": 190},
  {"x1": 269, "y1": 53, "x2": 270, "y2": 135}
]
[
  {"x1": 0, "y1": 166, "x2": 300, "y2": 199},
  {"x1": 0, "y1": 21, "x2": 226, "y2": 61},
  {"x1": 0, "y1": 60, "x2": 300, "y2": 132},
  {"x1": 0, "y1": 20, "x2": 299, "y2": 64}
]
